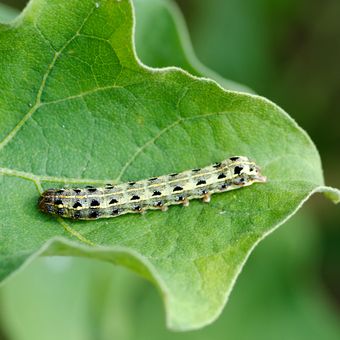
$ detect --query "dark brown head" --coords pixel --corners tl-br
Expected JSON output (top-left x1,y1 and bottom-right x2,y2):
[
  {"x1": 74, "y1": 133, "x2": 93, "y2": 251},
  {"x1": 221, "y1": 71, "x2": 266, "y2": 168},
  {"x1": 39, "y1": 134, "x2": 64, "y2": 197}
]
[{"x1": 38, "y1": 189, "x2": 57, "y2": 215}]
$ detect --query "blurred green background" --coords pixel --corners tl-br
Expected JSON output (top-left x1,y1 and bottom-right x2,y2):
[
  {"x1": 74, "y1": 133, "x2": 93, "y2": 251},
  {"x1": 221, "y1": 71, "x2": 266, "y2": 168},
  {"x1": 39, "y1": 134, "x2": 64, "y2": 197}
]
[{"x1": 0, "y1": 0, "x2": 339, "y2": 339}]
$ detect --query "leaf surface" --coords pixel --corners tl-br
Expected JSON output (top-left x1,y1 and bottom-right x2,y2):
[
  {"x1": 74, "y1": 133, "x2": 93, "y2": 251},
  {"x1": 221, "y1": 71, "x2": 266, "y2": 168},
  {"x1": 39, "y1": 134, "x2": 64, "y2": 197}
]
[{"x1": 0, "y1": 0, "x2": 338, "y2": 330}]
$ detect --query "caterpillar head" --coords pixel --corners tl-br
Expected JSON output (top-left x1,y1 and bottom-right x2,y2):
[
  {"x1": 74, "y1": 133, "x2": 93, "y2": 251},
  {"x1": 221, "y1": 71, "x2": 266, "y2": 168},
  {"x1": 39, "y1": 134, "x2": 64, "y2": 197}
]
[{"x1": 228, "y1": 156, "x2": 267, "y2": 184}]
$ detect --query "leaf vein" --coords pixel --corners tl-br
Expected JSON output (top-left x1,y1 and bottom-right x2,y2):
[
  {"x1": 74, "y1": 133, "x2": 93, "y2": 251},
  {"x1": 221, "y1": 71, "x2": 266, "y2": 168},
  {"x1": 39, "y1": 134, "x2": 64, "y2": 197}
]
[
  {"x1": 0, "y1": 4, "x2": 97, "y2": 151},
  {"x1": 57, "y1": 218, "x2": 96, "y2": 246}
]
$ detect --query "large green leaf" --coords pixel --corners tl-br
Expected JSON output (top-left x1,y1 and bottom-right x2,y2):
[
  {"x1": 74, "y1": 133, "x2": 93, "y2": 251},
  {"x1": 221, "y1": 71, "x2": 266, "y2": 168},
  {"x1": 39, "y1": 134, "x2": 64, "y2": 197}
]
[{"x1": 0, "y1": 0, "x2": 338, "y2": 331}]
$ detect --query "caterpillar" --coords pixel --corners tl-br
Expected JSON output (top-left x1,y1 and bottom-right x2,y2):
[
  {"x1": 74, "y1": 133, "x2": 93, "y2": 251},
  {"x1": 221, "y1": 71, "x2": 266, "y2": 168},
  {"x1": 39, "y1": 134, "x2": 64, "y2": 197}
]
[{"x1": 38, "y1": 156, "x2": 266, "y2": 220}]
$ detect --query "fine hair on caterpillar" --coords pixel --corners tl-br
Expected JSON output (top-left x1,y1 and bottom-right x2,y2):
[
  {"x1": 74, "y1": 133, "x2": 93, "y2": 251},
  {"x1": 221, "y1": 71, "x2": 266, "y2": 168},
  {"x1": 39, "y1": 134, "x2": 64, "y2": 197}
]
[{"x1": 38, "y1": 156, "x2": 267, "y2": 220}]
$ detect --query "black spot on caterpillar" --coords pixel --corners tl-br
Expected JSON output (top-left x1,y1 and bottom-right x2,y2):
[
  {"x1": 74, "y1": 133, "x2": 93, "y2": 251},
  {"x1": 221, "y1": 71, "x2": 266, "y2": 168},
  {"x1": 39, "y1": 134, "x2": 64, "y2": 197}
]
[
  {"x1": 234, "y1": 166, "x2": 243, "y2": 175},
  {"x1": 89, "y1": 210, "x2": 100, "y2": 219},
  {"x1": 73, "y1": 201, "x2": 82, "y2": 209},
  {"x1": 196, "y1": 180, "x2": 206, "y2": 186},
  {"x1": 38, "y1": 156, "x2": 266, "y2": 220},
  {"x1": 54, "y1": 199, "x2": 63, "y2": 206},
  {"x1": 90, "y1": 199, "x2": 100, "y2": 207},
  {"x1": 112, "y1": 209, "x2": 119, "y2": 215}
]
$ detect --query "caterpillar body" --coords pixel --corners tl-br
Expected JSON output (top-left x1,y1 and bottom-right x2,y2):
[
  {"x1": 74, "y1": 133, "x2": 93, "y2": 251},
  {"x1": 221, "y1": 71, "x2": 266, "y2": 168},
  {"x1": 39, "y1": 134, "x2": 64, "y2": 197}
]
[{"x1": 38, "y1": 156, "x2": 266, "y2": 220}]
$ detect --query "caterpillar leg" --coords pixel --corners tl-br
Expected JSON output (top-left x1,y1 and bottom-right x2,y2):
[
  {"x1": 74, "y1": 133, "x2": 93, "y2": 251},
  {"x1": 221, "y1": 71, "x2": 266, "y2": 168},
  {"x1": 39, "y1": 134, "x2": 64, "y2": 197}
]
[
  {"x1": 202, "y1": 193, "x2": 211, "y2": 203},
  {"x1": 182, "y1": 198, "x2": 190, "y2": 207}
]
